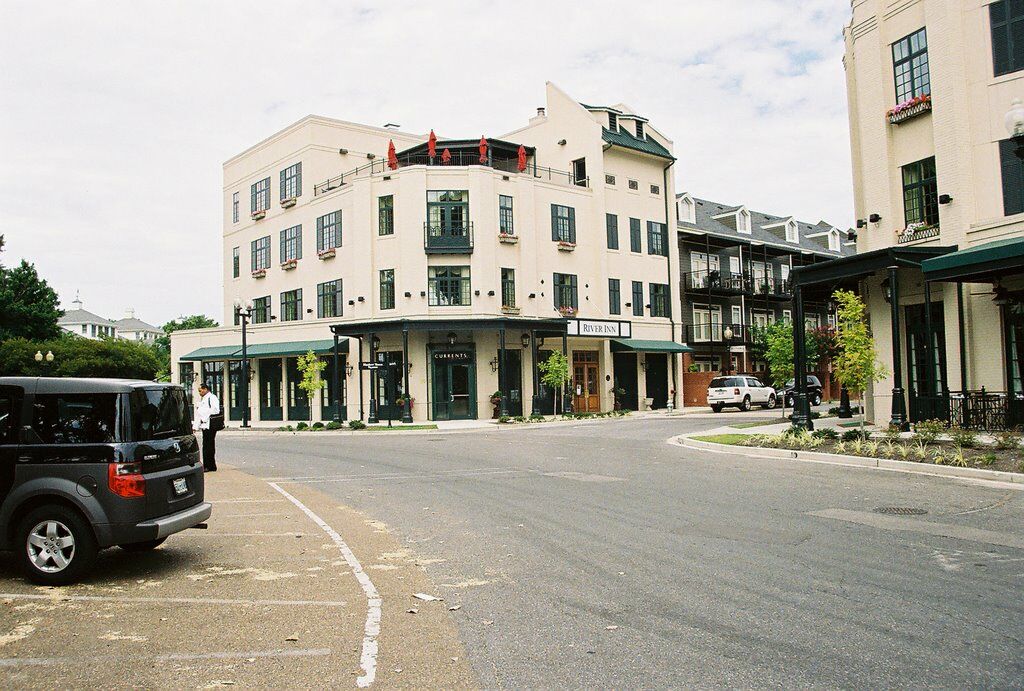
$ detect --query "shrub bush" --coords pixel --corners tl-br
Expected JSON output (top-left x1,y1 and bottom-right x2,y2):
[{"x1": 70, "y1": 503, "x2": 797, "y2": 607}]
[
  {"x1": 947, "y1": 426, "x2": 978, "y2": 449},
  {"x1": 811, "y1": 428, "x2": 839, "y2": 440},
  {"x1": 0, "y1": 336, "x2": 161, "y2": 380},
  {"x1": 513, "y1": 415, "x2": 527, "y2": 423},
  {"x1": 913, "y1": 419, "x2": 946, "y2": 444},
  {"x1": 978, "y1": 452, "x2": 997, "y2": 467},
  {"x1": 311, "y1": 422, "x2": 325, "y2": 430},
  {"x1": 348, "y1": 420, "x2": 366, "y2": 430},
  {"x1": 841, "y1": 429, "x2": 869, "y2": 442},
  {"x1": 325, "y1": 421, "x2": 342, "y2": 430},
  {"x1": 498, "y1": 415, "x2": 511, "y2": 424},
  {"x1": 296, "y1": 422, "x2": 309, "y2": 430},
  {"x1": 993, "y1": 429, "x2": 1022, "y2": 451}
]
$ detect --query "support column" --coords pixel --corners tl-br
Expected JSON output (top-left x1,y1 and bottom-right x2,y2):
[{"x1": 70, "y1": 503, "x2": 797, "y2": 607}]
[
  {"x1": 368, "y1": 332, "x2": 379, "y2": 423},
  {"x1": 888, "y1": 266, "x2": 909, "y2": 430},
  {"x1": 562, "y1": 331, "x2": 572, "y2": 414},
  {"x1": 332, "y1": 332, "x2": 342, "y2": 423},
  {"x1": 357, "y1": 338, "x2": 365, "y2": 421},
  {"x1": 530, "y1": 330, "x2": 541, "y2": 416},
  {"x1": 401, "y1": 327, "x2": 413, "y2": 423},
  {"x1": 791, "y1": 284, "x2": 813, "y2": 430},
  {"x1": 957, "y1": 283, "x2": 968, "y2": 391},
  {"x1": 498, "y1": 327, "x2": 509, "y2": 417},
  {"x1": 924, "y1": 281, "x2": 936, "y2": 419}
]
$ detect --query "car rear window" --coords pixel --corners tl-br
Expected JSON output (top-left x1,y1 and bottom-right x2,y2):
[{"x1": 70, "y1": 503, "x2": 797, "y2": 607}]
[
  {"x1": 709, "y1": 377, "x2": 730, "y2": 388},
  {"x1": 31, "y1": 393, "x2": 121, "y2": 444},
  {"x1": 130, "y1": 388, "x2": 191, "y2": 441}
]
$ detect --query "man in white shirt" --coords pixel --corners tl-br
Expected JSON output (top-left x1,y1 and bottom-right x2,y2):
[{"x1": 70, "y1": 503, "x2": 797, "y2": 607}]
[{"x1": 193, "y1": 382, "x2": 221, "y2": 472}]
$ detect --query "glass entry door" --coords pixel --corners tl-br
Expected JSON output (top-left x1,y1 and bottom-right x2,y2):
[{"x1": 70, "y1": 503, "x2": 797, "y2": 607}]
[
  {"x1": 431, "y1": 351, "x2": 476, "y2": 420},
  {"x1": 227, "y1": 360, "x2": 247, "y2": 421},
  {"x1": 1006, "y1": 300, "x2": 1024, "y2": 428},
  {"x1": 906, "y1": 302, "x2": 947, "y2": 423},
  {"x1": 498, "y1": 350, "x2": 523, "y2": 416},
  {"x1": 285, "y1": 357, "x2": 310, "y2": 421},
  {"x1": 259, "y1": 359, "x2": 283, "y2": 421}
]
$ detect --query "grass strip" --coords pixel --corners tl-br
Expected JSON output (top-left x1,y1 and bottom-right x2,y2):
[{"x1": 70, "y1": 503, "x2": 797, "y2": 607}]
[
  {"x1": 364, "y1": 424, "x2": 439, "y2": 431},
  {"x1": 690, "y1": 434, "x2": 749, "y2": 445}
]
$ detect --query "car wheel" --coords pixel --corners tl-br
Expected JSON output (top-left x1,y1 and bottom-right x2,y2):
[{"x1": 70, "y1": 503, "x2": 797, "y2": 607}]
[
  {"x1": 764, "y1": 394, "x2": 776, "y2": 410},
  {"x1": 710, "y1": 404, "x2": 723, "y2": 413},
  {"x1": 812, "y1": 393, "x2": 822, "y2": 407},
  {"x1": 16, "y1": 505, "x2": 98, "y2": 586},
  {"x1": 741, "y1": 396, "x2": 752, "y2": 412},
  {"x1": 119, "y1": 538, "x2": 167, "y2": 553}
]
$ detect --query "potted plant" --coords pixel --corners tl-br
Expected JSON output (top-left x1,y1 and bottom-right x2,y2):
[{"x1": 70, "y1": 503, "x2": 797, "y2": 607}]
[
  {"x1": 251, "y1": 268, "x2": 267, "y2": 279},
  {"x1": 499, "y1": 232, "x2": 519, "y2": 244},
  {"x1": 612, "y1": 386, "x2": 626, "y2": 410},
  {"x1": 318, "y1": 247, "x2": 337, "y2": 260},
  {"x1": 281, "y1": 197, "x2": 298, "y2": 208},
  {"x1": 251, "y1": 209, "x2": 267, "y2": 220},
  {"x1": 395, "y1": 394, "x2": 413, "y2": 412},
  {"x1": 557, "y1": 240, "x2": 576, "y2": 251},
  {"x1": 489, "y1": 391, "x2": 503, "y2": 419}
]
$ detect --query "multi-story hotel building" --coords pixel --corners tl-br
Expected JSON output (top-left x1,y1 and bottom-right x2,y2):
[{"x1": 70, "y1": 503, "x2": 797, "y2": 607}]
[
  {"x1": 791, "y1": 0, "x2": 1024, "y2": 430},
  {"x1": 170, "y1": 83, "x2": 686, "y2": 424}
]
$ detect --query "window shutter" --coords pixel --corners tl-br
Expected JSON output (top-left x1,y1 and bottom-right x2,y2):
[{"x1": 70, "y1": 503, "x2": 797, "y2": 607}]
[
  {"x1": 568, "y1": 207, "x2": 576, "y2": 243},
  {"x1": 295, "y1": 227, "x2": 302, "y2": 260},
  {"x1": 280, "y1": 169, "x2": 286, "y2": 201},
  {"x1": 551, "y1": 205, "x2": 558, "y2": 241},
  {"x1": 661, "y1": 224, "x2": 669, "y2": 256},
  {"x1": 1000, "y1": 139, "x2": 1024, "y2": 215}
]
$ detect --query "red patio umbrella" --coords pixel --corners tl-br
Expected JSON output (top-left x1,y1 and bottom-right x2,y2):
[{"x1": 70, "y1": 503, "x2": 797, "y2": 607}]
[
  {"x1": 387, "y1": 139, "x2": 398, "y2": 170},
  {"x1": 478, "y1": 136, "x2": 488, "y2": 164},
  {"x1": 517, "y1": 144, "x2": 527, "y2": 173},
  {"x1": 428, "y1": 130, "x2": 437, "y2": 159},
  {"x1": 441, "y1": 147, "x2": 451, "y2": 164}
]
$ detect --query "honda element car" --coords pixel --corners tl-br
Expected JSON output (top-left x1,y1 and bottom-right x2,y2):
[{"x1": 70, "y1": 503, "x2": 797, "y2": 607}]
[{"x1": 0, "y1": 378, "x2": 212, "y2": 584}]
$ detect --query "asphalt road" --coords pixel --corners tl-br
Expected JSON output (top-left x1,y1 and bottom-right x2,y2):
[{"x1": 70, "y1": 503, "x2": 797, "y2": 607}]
[{"x1": 221, "y1": 416, "x2": 1024, "y2": 689}]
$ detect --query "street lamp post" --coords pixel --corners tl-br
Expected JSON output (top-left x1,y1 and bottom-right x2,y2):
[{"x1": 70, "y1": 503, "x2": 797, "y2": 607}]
[
  {"x1": 34, "y1": 350, "x2": 54, "y2": 364},
  {"x1": 1005, "y1": 98, "x2": 1024, "y2": 159},
  {"x1": 233, "y1": 298, "x2": 255, "y2": 428}
]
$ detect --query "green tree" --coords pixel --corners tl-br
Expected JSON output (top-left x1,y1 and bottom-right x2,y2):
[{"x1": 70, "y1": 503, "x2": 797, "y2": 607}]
[
  {"x1": 0, "y1": 259, "x2": 63, "y2": 342},
  {"x1": 296, "y1": 350, "x2": 326, "y2": 420},
  {"x1": 0, "y1": 337, "x2": 160, "y2": 379},
  {"x1": 764, "y1": 322, "x2": 795, "y2": 416},
  {"x1": 538, "y1": 351, "x2": 571, "y2": 415},
  {"x1": 832, "y1": 290, "x2": 889, "y2": 432},
  {"x1": 154, "y1": 314, "x2": 219, "y2": 380}
]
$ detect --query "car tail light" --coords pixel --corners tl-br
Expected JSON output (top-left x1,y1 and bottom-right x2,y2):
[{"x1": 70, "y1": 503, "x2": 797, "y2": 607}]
[
  {"x1": 734, "y1": 388, "x2": 740, "y2": 395},
  {"x1": 108, "y1": 462, "x2": 145, "y2": 498}
]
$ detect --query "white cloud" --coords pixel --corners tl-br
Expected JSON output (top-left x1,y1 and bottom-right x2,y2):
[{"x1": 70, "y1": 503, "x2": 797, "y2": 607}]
[{"x1": 0, "y1": 0, "x2": 853, "y2": 325}]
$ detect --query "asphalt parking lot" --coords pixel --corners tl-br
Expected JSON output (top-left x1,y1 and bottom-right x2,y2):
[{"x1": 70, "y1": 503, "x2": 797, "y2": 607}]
[{"x1": 0, "y1": 466, "x2": 474, "y2": 689}]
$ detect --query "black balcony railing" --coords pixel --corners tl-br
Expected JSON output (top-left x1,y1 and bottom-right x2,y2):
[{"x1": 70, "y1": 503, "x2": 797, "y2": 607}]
[
  {"x1": 685, "y1": 323, "x2": 753, "y2": 345},
  {"x1": 424, "y1": 221, "x2": 474, "y2": 254},
  {"x1": 684, "y1": 269, "x2": 748, "y2": 294},
  {"x1": 896, "y1": 224, "x2": 940, "y2": 244},
  {"x1": 751, "y1": 278, "x2": 792, "y2": 298},
  {"x1": 910, "y1": 388, "x2": 1024, "y2": 431}
]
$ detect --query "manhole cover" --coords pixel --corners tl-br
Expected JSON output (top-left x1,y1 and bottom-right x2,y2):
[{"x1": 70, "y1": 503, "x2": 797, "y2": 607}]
[{"x1": 873, "y1": 507, "x2": 928, "y2": 516}]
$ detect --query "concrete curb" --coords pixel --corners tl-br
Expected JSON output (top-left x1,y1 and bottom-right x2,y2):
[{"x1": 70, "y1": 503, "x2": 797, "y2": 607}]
[{"x1": 670, "y1": 434, "x2": 1024, "y2": 490}]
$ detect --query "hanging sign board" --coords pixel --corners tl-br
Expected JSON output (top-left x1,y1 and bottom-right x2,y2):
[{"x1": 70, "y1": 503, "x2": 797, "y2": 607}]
[{"x1": 565, "y1": 319, "x2": 632, "y2": 338}]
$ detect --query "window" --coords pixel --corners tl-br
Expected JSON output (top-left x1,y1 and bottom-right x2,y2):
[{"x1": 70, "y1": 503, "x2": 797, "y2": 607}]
[
  {"x1": 606, "y1": 213, "x2": 619, "y2": 250},
  {"x1": 647, "y1": 221, "x2": 667, "y2": 256},
  {"x1": 553, "y1": 273, "x2": 578, "y2": 310},
  {"x1": 892, "y1": 28, "x2": 930, "y2": 104},
  {"x1": 428, "y1": 266, "x2": 470, "y2": 306},
  {"x1": 251, "y1": 235, "x2": 271, "y2": 271},
  {"x1": 31, "y1": 393, "x2": 119, "y2": 444},
  {"x1": 628, "y1": 179, "x2": 639, "y2": 191},
  {"x1": 650, "y1": 184, "x2": 660, "y2": 195},
  {"x1": 635, "y1": 121, "x2": 645, "y2": 139},
  {"x1": 281, "y1": 289, "x2": 302, "y2": 322},
  {"x1": 608, "y1": 112, "x2": 618, "y2": 131},
  {"x1": 738, "y1": 209, "x2": 752, "y2": 234},
  {"x1": 280, "y1": 225, "x2": 302, "y2": 262},
  {"x1": 649, "y1": 283, "x2": 669, "y2": 317},
  {"x1": 605, "y1": 174, "x2": 616, "y2": 185},
  {"x1": 232, "y1": 192, "x2": 239, "y2": 223},
  {"x1": 731, "y1": 305, "x2": 743, "y2": 325},
  {"x1": 991, "y1": 1, "x2": 1024, "y2": 76},
  {"x1": 251, "y1": 177, "x2": 270, "y2": 213},
  {"x1": 678, "y1": 196, "x2": 695, "y2": 224},
  {"x1": 501, "y1": 268, "x2": 516, "y2": 308},
  {"x1": 253, "y1": 296, "x2": 271, "y2": 323},
  {"x1": 608, "y1": 278, "x2": 621, "y2": 315},
  {"x1": 379, "y1": 269, "x2": 395, "y2": 310},
  {"x1": 631, "y1": 281, "x2": 644, "y2": 316},
  {"x1": 317, "y1": 279, "x2": 343, "y2": 319},
  {"x1": 551, "y1": 204, "x2": 576, "y2": 243},
  {"x1": 499, "y1": 195, "x2": 514, "y2": 235},
  {"x1": 782, "y1": 309, "x2": 792, "y2": 325},
  {"x1": 232, "y1": 247, "x2": 239, "y2": 278},
  {"x1": 629, "y1": 217, "x2": 642, "y2": 253},
  {"x1": 316, "y1": 211, "x2": 341, "y2": 252},
  {"x1": 129, "y1": 388, "x2": 190, "y2": 441},
  {"x1": 729, "y1": 256, "x2": 741, "y2": 275},
  {"x1": 902, "y1": 157, "x2": 938, "y2": 227},
  {"x1": 280, "y1": 162, "x2": 302, "y2": 200},
  {"x1": 785, "y1": 220, "x2": 798, "y2": 243},
  {"x1": 572, "y1": 158, "x2": 587, "y2": 187},
  {"x1": 999, "y1": 139, "x2": 1024, "y2": 215},
  {"x1": 379, "y1": 195, "x2": 394, "y2": 235},
  {"x1": 828, "y1": 229, "x2": 840, "y2": 252}
]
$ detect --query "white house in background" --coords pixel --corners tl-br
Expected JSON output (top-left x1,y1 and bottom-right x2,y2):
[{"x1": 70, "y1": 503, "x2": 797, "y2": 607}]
[
  {"x1": 58, "y1": 296, "x2": 118, "y2": 339},
  {"x1": 114, "y1": 309, "x2": 162, "y2": 342}
]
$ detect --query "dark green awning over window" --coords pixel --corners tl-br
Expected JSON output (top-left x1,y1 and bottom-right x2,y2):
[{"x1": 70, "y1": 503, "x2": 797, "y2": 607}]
[
  {"x1": 921, "y1": 237, "x2": 1024, "y2": 282},
  {"x1": 180, "y1": 338, "x2": 347, "y2": 361},
  {"x1": 611, "y1": 339, "x2": 693, "y2": 353}
]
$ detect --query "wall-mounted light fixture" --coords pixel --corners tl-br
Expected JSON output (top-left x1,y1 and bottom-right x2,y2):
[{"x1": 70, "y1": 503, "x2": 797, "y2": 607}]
[
  {"x1": 404, "y1": 291, "x2": 412, "y2": 298},
  {"x1": 357, "y1": 296, "x2": 365, "y2": 302},
  {"x1": 939, "y1": 194, "x2": 953, "y2": 204},
  {"x1": 420, "y1": 291, "x2": 427, "y2": 297},
  {"x1": 489, "y1": 356, "x2": 499, "y2": 373},
  {"x1": 446, "y1": 332, "x2": 457, "y2": 345},
  {"x1": 344, "y1": 363, "x2": 354, "y2": 377},
  {"x1": 338, "y1": 148, "x2": 349, "y2": 155},
  {"x1": 366, "y1": 153, "x2": 376, "y2": 160},
  {"x1": 856, "y1": 219, "x2": 866, "y2": 228},
  {"x1": 520, "y1": 333, "x2": 530, "y2": 348},
  {"x1": 528, "y1": 293, "x2": 536, "y2": 299},
  {"x1": 371, "y1": 335, "x2": 381, "y2": 350},
  {"x1": 348, "y1": 299, "x2": 355, "y2": 306},
  {"x1": 869, "y1": 213, "x2": 882, "y2": 223},
  {"x1": 557, "y1": 139, "x2": 567, "y2": 145},
  {"x1": 487, "y1": 290, "x2": 495, "y2": 297}
]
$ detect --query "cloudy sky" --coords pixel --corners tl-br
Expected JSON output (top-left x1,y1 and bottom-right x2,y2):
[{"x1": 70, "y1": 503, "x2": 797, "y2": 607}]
[{"x1": 0, "y1": 0, "x2": 853, "y2": 326}]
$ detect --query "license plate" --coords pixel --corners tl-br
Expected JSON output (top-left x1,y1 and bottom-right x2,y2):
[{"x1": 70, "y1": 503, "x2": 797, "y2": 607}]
[{"x1": 173, "y1": 477, "x2": 188, "y2": 495}]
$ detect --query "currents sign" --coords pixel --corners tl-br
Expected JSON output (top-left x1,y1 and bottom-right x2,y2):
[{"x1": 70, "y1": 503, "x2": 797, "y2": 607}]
[{"x1": 565, "y1": 319, "x2": 632, "y2": 338}]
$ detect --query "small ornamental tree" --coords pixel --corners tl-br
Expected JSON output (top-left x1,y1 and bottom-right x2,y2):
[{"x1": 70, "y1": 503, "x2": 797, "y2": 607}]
[
  {"x1": 808, "y1": 324, "x2": 840, "y2": 396},
  {"x1": 832, "y1": 290, "x2": 889, "y2": 432},
  {"x1": 764, "y1": 322, "x2": 794, "y2": 417},
  {"x1": 538, "y1": 351, "x2": 571, "y2": 415},
  {"x1": 296, "y1": 350, "x2": 326, "y2": 421}
]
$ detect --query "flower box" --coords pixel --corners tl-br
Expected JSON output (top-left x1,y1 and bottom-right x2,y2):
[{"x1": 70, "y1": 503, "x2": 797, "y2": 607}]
[
  {"x1": 280, "y1": 259, "x2": 298, "y2": 271},
  {"x1": 498, "y1": 233, "x2": 519, "y2": 245},
  {"x1": 250, "y1": 209, "x2": 267, "y2": 221},
  {"x1": 887, "y1": 94, "x2": 932, "y2": 125},
  {"x1": 317, "y1": 248, "x2": 336, "y2": 260},
  {"x1": 501, "y1": 305, "x2": 520, "y2": 315},
  {"x1": 557, "y1": 241, "x2": 576, "y2": 252},
  {"x1": 896, "y1": 223, "x2": 940, "y2": 244},
  {"x1": 251, "y1": 269, "x2": 267, "y2": 279},
  {"x1": 557, "y1": 306, "x2": 577, "y2": 317},
  {"x1": 280, "y1": 197, "x2": 297, "y2": 208}
]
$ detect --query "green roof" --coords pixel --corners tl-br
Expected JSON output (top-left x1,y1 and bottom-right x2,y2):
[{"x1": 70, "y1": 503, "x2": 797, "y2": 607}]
[
  {"x1": 610, "y1": 339, "x2": 693, "y2": 354},
  {"x1": 601, "y1": 127, "x2": 674, "y2": 160},
  {"x1": 921, "y1": 237, "x2": 1024, "y2": 282},
  {"x1": 180, "y1": 339, "x2": 347, "y2": 361}
]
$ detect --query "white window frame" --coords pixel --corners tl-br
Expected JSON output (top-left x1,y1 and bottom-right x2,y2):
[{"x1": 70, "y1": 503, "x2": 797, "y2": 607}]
[{"x1": 786, "y1": 220, "x2": 799, "y2": 243}]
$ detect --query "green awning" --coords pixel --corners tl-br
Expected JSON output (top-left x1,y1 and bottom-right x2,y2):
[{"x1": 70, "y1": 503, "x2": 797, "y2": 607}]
[
  {"x1": 921, "y1": 237, "x2": 1024, "y2": 282},
  {"x1": 611, "y1": 339, "x2": 693, "y2": 353},
  {"x1": 180, "y1": 339, "x2": 347, "y2": 361}
]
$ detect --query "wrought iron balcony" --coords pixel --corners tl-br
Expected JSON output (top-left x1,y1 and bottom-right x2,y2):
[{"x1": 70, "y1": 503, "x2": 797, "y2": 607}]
[
  {"x1": 424, "y1": 221, "x2": 474, "y2": 254},
  {"x1": 751, "y1": 278, "x2": 792, "y2": 299},
  {"x1": 896, "y1": 224, "x2": 940, "y2": 244},
  {"x1": 683, "y1": 269, "x2": 749, "y2": 294},
  {"x1": 685, "y1": 323, "x2": 753, "y2": 345}
]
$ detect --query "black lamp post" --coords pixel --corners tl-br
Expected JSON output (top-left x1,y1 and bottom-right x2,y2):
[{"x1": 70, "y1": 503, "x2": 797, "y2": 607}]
[{"x1": 233, "y1": 298, "x2": 255, "y2": 428}]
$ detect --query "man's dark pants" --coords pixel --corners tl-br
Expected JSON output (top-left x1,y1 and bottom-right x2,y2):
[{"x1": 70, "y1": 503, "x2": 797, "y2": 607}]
[{"x1": 201, "y1": 429, "x2": 217, "y2": 471}]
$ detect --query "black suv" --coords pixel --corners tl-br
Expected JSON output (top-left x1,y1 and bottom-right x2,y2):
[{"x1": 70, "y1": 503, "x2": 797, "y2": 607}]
[
  {"x1": 0, "y1": 378, "x2": 211, "y2": 584},
  {"x1": 778, "y1": 375, "x2": 824, "y2": 408}
]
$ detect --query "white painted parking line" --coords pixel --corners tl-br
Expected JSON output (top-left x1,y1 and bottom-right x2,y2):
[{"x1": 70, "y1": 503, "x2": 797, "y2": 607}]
[
  {"x1": 269, "y1": 468, "x2": 526, "y2": 485},
  {"x1": 214, "y1": 498, "x2": 287, "y2": 504},
  {"x1": 0, "y1": 647, "x2": 332, "y2": 667},
  {"x1": 269, "y1": 482, "x2": 381, "y2": 688},
  {"x1": 0, "y1": 593, "x2": 348, "y2": 607}
]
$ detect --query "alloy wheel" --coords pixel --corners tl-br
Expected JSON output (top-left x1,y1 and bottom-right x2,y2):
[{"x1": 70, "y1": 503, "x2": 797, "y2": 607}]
[{"x1": 26, "y1": 520, "x2": 75, "y2": 573}]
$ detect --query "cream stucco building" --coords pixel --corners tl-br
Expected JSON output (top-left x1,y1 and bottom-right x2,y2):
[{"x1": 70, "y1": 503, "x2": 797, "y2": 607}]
[
  {"x1": 170, "y1": 83, "x2": 686, "y2": 425},
  {"x1": 791, "y1": 0, "x2": 1024, "y2": 430}
]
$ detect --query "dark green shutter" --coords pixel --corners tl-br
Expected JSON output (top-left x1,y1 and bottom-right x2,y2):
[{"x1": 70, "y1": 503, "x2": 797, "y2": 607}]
[
  {"x1": 1000, "y1": 139, "x2": 1024, "y2": 215},
  {"x1": 551, "y1": 205, "x2": 558, "y2": 241},
  {"x1": 568, "y1": 207, "x2": 576, "y2": 244},
  {"x1": 280, "y1": 169, "x2": 287, "y2": 201},
  {"x1": 606, "y1": 214, "x2": 618, "y2": 249}
]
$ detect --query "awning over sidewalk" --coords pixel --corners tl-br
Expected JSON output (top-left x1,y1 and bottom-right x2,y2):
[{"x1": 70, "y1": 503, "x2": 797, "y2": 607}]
[
  {"x1": 791, "y1": 245, "x2": 956, "y2": 287},
  {"x1": 921, "y1": 237, "x2": 1024, "y2": 282},
  {"x1": 610, "y1": 339, "x2": 693, "y2": 354},
  {"x1": 180, "y1": 338, "x2": 347, "y2": 361}
]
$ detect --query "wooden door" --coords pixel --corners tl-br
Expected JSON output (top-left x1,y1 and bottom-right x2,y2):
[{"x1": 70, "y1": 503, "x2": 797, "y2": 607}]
[{"x1": 573, "y1": 352, "x2": 600, "y2": 412}]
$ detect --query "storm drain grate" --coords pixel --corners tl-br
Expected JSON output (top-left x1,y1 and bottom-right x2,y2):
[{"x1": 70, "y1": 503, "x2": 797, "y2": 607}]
[{"x1": 873, "y1": 506, "x2": 928, "y2": 516}]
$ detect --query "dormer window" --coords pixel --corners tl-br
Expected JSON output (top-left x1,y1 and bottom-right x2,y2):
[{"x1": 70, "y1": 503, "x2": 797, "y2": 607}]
[
  {"x1": 828, "y1": 229, "x2": 840, "y2": 251},
  {"x1": 786, "y1": 220, "x2": 799, "y2": 243},
  {"x1": 608, "y1": 112, "x2": 618, "y2": 131},
  {"x1": 677, "y1": 195, "x2": 695, "y2": 224},
  {"x1": 635, "y1": 121, "x2": 645, "y2": 139},
  {"x1": 738, "y1": 209, "x2": 751, "y2": 233}
]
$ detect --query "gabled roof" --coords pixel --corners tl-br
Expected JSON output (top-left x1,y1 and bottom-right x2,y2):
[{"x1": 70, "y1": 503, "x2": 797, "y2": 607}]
[
  {"x1": 114, "y1": 317, "x2": 160, "y2": 332},
  {"x1": 601, "y1": 127, "x2": 673, "y2": 160},
  {"x1": 58, "y1": 309, "x2": 116, "y2": 327}
]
